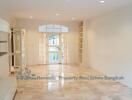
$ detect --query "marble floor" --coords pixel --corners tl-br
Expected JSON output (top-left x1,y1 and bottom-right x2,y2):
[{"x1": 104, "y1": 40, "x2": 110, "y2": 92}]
[{"x1": 14, "y1": 64, "x2": 132, "y2": 100}]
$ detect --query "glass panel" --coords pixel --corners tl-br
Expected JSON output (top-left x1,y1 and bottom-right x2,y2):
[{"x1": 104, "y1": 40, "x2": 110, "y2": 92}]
[
  {"x1": 61, "y1": 45, "x2": 64, "y2": 52},
  {"x1": 48, "y1": 34, "x2": 59, "y2": 45},
  {"x1": 49, "y1": 52, "x2": 59, "y2": 63},
  {"x1": 49, "y1": 47, "x2": 59, "y2": 52},
  {"x1": 47, "y1": 28, "x2": 61, "y2": 33},
  {"x1": 47, "y1": 29, "x2": 54, "y2": 32},
  {"x1": 15, "y1": 53, "x2": 21, "y2": 66},
  {"x1": 38, "y1": 24, "x2": 69, "y2": 33},
  {"x1": 39, "y1": 25, "x2": 47, "y2": 32},
  {"x1": 54, "y1": 24, "x2": 61, "y2": 28},
  {"x1": 15, "y1": 32, "x2": 21, "y2": 52},
  {"x1": 47, "y1": 24, "x2": 54, "y2": 28},
  {"x1": 53, "y1": 29, "x2": 61, "y2": 33},
  {"x1": 61, "y1": 35, "x2": 64, "y2": 43},
  {"x1": 61, "y1": 26, "x2": 68, "y2": 32}
]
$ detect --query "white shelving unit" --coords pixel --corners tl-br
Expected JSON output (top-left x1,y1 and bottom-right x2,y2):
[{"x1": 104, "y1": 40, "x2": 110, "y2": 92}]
[
  {"x1": 0, "y1": 18, "x2": 10, "y2": 56},
  {"x1": 0, "y1": 18, "x2": 16, "y2": 100}
]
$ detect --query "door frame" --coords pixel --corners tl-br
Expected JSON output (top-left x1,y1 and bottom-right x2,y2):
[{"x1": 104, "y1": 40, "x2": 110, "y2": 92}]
[{"x1": 46, "y1": 33, "x2": 62, "y2": 64}]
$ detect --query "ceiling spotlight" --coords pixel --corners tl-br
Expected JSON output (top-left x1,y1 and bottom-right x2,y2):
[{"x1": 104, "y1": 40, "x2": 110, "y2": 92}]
[
  {"x1": 100, "y1": 0, "x2": 105, "y2": 3},
  {"x1": 56, "y1": 13, "x2": 61, "y2": 16},
  {"x1": 30, "y1": 16, "x2": 33, "y2": 19},
  {"x1": 66, "y1": 0, "x2": 71, "y2": 2},
  {"x1": 72, "y1": 17, "x2": 75, "y2": 21}
]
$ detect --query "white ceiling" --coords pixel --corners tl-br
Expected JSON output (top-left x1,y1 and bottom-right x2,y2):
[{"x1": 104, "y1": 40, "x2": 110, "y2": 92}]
[{"x1": 0, "y1": 0, "x2": 132, "y2": 21}]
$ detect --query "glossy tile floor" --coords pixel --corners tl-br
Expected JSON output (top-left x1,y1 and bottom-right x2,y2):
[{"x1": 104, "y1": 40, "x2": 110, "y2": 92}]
[{"x1": 14, "y1": 65, "x2": 132, "y2": 100}]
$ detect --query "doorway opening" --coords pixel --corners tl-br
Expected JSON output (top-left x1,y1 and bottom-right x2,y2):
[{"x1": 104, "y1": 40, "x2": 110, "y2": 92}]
[
  {"x1": 47, "y1": 33, "x2": 64, "y2": 64},
  {"x1": 39, "y1": 24, "x2": 68, "y2": 64}
]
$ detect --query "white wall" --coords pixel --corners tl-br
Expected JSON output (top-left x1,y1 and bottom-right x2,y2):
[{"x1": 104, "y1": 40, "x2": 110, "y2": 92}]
[
  {"x1": 16, "y1": 19, "x2": 80, "y2": 65},
  {"x1": 83, "y1": 4, "x2": 132, "y2": 88}
]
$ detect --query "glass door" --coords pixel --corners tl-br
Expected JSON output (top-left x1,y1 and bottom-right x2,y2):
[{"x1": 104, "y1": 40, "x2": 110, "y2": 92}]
[
  {"x1": 47, "y1": 33, "x2": 63, "y2": 64},
  {"x1": 9, "y1": 29, "x2": 22, "y2": 68}
]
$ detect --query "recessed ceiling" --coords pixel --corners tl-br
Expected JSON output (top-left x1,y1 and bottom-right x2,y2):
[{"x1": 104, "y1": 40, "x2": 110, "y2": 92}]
[{"x1": 0, "y1": 0, "x2": 132, "y2": 21}]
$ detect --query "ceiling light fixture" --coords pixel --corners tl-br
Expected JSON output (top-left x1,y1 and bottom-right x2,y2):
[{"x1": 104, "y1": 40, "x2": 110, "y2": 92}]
[
  {"x1": 56, "y1": 13, "x2": 61, "y2": 16},
  {"x1": 100, "y1": 0, "x2": 105, "y2": 3},
  {"x1": 72, "y1": 17, "x2": 75, "y2": 21},
  {"x1": 30, "y1": 16, "x2": 33, "y2": 19},
  {"x1": 66, "y1": 0, "x2": 71, "y2": 2}
]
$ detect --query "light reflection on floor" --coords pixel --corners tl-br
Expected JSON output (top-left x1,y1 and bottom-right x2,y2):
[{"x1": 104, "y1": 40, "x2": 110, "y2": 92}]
[{"x1": 14, "y1": 64, "x2": 132, "y2": 100}]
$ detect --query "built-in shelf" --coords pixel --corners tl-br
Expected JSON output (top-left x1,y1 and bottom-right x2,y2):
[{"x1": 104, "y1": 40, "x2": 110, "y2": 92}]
[
  {"x1": 0, "y1": 52, "x2": 7, "y2": 56},
  {"x1": 0, "y1": 31, "x2": 10, "y2": 33},
  {"x1": 79, "y1": 22, "x2": 83, "y2": 63},
  {"x1": 0, "y1": 41, "x2": 7, "y2": 42},
  {"x1": 0, "y1": 18, "x2": 17, "y2": 100},
  {"x1": 0, "y1": 32, "x2": 9, "y2": 56}
]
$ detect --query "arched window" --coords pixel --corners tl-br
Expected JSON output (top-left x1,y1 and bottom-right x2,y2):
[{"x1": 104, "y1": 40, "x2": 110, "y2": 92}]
[{"x1": 39, "y1": 24, "x2": 69, "y2": 33}]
